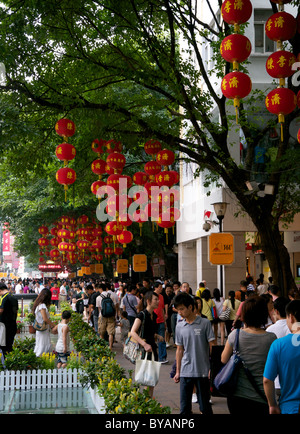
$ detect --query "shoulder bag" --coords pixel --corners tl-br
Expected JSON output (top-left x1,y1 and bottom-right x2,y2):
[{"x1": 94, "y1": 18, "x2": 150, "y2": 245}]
[
  {"x1": 123, "y1": 311, "x2": 145, "y2": 364},
  {"x1": 219, "y1": 301, "x2": 231, "y2": 321},
  {"x1": 213, "y1": 328, "x2": 241, "y2": 396},
  {"x1": 32, "y1": 318, "x2": 48, "y2": 332}
]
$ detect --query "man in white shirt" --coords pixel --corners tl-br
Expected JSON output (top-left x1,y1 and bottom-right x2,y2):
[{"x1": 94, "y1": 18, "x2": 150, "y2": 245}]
[
  {"x1": 15, "y1": 280, "x2": 23, "y2": 294},
  {"x1": 96, "y1": 283, "x2": 119, "y2": 350},
  {"x1": 267, "y1": 296, "x2": 290, "y2": 338},
  {"x1": 266, "y1": 296, "x2": 290, "y2": 396}
]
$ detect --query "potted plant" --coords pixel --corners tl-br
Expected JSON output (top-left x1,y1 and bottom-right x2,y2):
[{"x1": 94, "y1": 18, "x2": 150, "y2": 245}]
[
  {"x1": 24, "y1": 312, "x2": 36, "y2": 334},
  {"x1": 16, "y1": 321, "x2": 24, "y2": 334}
]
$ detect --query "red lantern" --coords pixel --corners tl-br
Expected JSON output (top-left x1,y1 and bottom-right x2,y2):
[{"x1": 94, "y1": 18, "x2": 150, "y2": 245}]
[
  {"x1": 221, "y1": 71, "x2": 252, "y2": 122},
  {"x1": 157, "y1": 212, "x2": 175, "y2": 244},
  {"x1": 220, "y1": 34, "x2": 252, "y2": 69},
  {"x1": 156, "y1": 149, "x2": 175, "y2": 167},
  {"x1": 56, "y1": 168, "x2": 76, "y2": 200},
  {"x1": 92, "y1": 239, "x2": 103, "y2": 251},
  {"x1": 38, "y1": 226, "x2": 49, "y2": 235},
  {"x1": 55, "y1": 118, "x2": 76, "y2": 138},
  {"x1": 155, "y1": 171, "x2": 175, "y2": 187},
  {"x1": 104, "y1": 247, "x2": 114, "y2": 256},
  {"x1": 50, "y1": 237, "x2": 59, "y2": 247},
  {"x1": 107, "y1": 174, "x2": 129, "y2": 194},
  {"x1": 38, "y1": 237, "x2": 49, "y2": 248},
  {"x1": 106, "y1": 152, "x2": 126, "y2": 172},
  {"x1": 169, "y1": 170, "x2": 179, "y2": 185},
  {"x1": 266, "y1": 87, "x2": 297, "y2": 140},
  {"x1": 144, "y1": 181, "x2": 159, "y2": 200},
  {"x1": 50, "y1": 249, "x2": 60, "y2": 261},
  {"x1": 118, "y1": 213, "x2": 133, "y2": 228},
  {"x1": 144, "y1": 139, "x2": 162, "y2": 155},
  {"x1": 134, "y1": 209, "x2": 148, "y2": 236},
  {"x1": 58, "y1": 241, "x2": 70, "y2": 253},
  {"x1": 221, "y1": 0, "x2": 252, "y2": 26},
  {"x1": 105, "y1": 220, "x2": 123, "y2": 237},
  {"x1": 91, "y1": 180, "x2": 106, "y2": 196},
  {"x1": 144, "y1": 161, "x2": 161, "y2": 176},
  {"x1": 114, "y1": 246, "x2": 123, "y2": 256},
  {"x1": 104, "y1": 235, "x2": 113, "y2": 244},
  {"x1": 55, "y1": 143, "x2": 76, "y2": 164},
  {"x1": 117, "y1": 230, "x2": 133, "y2": 248},
  {"x1": 105, "y1": 139, "x2": 123, "y2": 153},
  {"x1": 265, "y1": 12, "x2": 297, "y2": 42},
  {"x1": 93, "y1": 227, "x2": 103, "y2": 238},
  {"x1": 92, "y1": 139, "x2": 106, "y2": 154},
  {"x1": 60, "y1": 215, "x2": 70, "y2": 226},
  {"x1": 77, "y1": 239, "x2": 90, "y2": 250},
  {"x1": 133, "y1": 172, "x2": 149, "y2": 185},
  {"x1": 107, "y1": 195, "x2": 131, "y2": 217},
  {"x1": 50, "y1": 227, "x2": 58, "y2": 236},
  {"x1": 266, "y1": 51, "x2": 296, "y2": 80},
  {"x1": 91, "y1": 159, "x2": 106, "y2": 176},
  {"x1": 57, "y1": 228, "x2": 71, "y2": 239},
  {"x1": 94, "y1": 254, "x2": 103, "y2": 262},
  {"x1": 77, "y1": 215, "x2": 89, "y2": 225}
]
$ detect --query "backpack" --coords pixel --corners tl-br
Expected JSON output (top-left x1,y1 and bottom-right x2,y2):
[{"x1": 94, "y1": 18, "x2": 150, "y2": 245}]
[{"x1": 101, "y1": 293, "x2": 115, "y2": 318}]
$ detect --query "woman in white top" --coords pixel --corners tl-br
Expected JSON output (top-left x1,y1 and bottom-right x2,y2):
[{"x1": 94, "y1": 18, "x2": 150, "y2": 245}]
[{"x1": 32, "y1": 289, "x2": 55, "y2": 356}]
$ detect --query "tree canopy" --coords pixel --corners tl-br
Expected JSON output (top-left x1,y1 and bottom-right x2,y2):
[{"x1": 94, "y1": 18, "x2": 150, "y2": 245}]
[{"x1": 0, "y1": 0, "x2": 299, "y2": 291}]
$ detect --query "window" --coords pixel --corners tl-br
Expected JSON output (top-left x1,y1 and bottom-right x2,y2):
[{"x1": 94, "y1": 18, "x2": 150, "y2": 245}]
[{"x1": 254, "y1": 9, "x2": 275, "y2": 53}]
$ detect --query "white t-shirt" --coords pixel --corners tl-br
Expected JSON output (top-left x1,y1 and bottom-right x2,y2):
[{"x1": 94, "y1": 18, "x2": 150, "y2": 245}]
[
  {"x1": 15, "y1": 284, "x2": 23, "y2": 294},
  {"x1": 60, "y1": 285, "x2": 67, "y2": 296},
  {"x1": 55, "y1": 323, "x2": 70, "y2": 353}
]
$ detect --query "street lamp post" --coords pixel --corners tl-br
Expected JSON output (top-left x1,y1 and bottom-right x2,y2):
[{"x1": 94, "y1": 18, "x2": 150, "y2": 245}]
[{"x1": 211, "y1": 202, "x2": 228, "y2": 297}]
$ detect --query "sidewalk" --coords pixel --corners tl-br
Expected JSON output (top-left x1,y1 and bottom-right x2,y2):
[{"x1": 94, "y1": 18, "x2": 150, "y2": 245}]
[{"x1": 113, "y1": 330, "x2": 229, "y2": 414}]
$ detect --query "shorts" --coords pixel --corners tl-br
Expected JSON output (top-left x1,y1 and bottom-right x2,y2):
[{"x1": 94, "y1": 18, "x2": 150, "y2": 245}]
[
  {"x1": 57, "y1": 352, "x2": 70, "y2": 365},
  {"x1": 98, "y1": 316, "x2": 116, "y2": 336}
]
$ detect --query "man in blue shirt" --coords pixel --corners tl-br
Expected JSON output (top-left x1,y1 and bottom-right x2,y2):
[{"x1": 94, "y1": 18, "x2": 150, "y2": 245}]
[{"x1": 263, "y1": 300, "x2": 300, "y2": 414}]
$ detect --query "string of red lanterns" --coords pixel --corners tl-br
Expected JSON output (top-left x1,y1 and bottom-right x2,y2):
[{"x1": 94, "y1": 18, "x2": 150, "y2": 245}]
[
  {"x1": 55, "y1": 119, "x2": 77, "y2": 201},
  {"x1": 265, "y1": 1, "x2": 297, "y2": 141},
  {"x1": 220, "y1": 0, "x2": 253, "y2": 124}
]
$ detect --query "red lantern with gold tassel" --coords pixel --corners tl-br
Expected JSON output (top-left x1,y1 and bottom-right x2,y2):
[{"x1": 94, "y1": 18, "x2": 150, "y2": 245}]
[
  {"x1": 55, "y1": 119, "x2": 76, "y2": 139},
  {"x1": 144, "y1": 139, "x2": 162, "y2": 156},
  {"x1": 117, "y1": 230, "x2": 133, "y2": 248},
  {"x1": 221, "y1": 0, "x2": 253, "y2": 30},
  {"x1": 221, "y1": 71, "x2": 252, "y2": 123},
  {"x1": 157, "y1": 212, "x2": 175, "y2": 245},
  {"x1": 91, "y1": 180, "x2": 106, "y2": 196},
  {"x1": 92, "y1": 139, "x2": 106, "y2": 155},
  {"x1": 133, "y1": 172, "x2": 149, "y2": 186},
  {"x1": 265, "y1": 12, "x2": 297, "y2": 44},
  {"x1": 105, "y1": 140, "x2": 123, "y2": 154},
  {"x1": 156, "y1": 149, "x2": 175, "y2": 167},
  {"x1": 55, "y1": 143, "x2": 76, "y2": 166},
  {"x1": 265, "y1": 88, "x2": 297, "y2": 141},
  {"x1": 220, "y1": 34, "x2": 252, "y2": 70},
  {"x1": 266, "y1": 51, "x2": 296, "y2": 82},
  {"x1": 56, "y1": 168, "x2": 76, "y2": 201}
]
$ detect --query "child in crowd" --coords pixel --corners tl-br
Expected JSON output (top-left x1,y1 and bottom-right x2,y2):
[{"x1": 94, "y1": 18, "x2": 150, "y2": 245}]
[
  {"x1": 119, "y1": 311, "x2": 130, "y2": 347},
  {"x1": 52, "y1": 310, "x2": 72, "y2": 368}
]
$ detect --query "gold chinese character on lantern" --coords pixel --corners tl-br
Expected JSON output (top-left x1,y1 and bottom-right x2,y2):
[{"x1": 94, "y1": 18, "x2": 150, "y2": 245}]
[
  {"x1": 229, "y1": 77, "x2": 239, "y2": 88},
  {"x1": 277, "y1": 56, "x2": 286, "y2": 67},
  {"x1": 266, "y1": 19, "x2": 272, "y2": 32},
  {"x1": 224, "y1": 40, "x2": 232, "y2": 51},
  {"x1": 267, "y1": 58, "x2": 274, "y2": 70},
  {"x1": 224, "y1": 1, "x2": 231, "y2": 13},
  {"x1": 234, "y1": 0, "x2": 244, "y2": 11},
  {"x1": 275, "y1": 17, "x2": 284, "y2": 28},
  {"x1": 271, "y1": 93, "x2": 281, "y2": 105}
]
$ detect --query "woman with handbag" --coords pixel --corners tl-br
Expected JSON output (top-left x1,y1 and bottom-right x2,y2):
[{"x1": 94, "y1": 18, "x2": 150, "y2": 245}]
[
  {"x1": 222, "y1": 291, "x2": 241, "y2": 336},
  {"x1": 220, "y1": 296, "x2": 277, "y2": 414},
  {"x1": 130, "y1": 290, "x2": 164, "y2": 397},
  {"x1": 32, "y1": 289, "x2": 56, "y2": 356}
]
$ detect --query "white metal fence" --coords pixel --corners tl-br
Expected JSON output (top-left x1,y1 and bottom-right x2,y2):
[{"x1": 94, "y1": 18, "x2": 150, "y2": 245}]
[{"x1": 0, "y1": 368, "x2": 82, "y2": 391}]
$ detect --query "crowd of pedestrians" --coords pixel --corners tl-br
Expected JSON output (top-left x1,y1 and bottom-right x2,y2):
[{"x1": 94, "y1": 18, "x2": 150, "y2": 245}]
[{"x1": 1, "y1": 273, "x2": 300, "y2": 414}]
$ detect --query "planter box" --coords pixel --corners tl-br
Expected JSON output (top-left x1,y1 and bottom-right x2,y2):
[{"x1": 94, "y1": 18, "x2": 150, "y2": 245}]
[
  {"x1": 0, "y1": 368, "x2": 82, "y2": 391},
  {"x1": 88, "y1": 387, "x2": 106, "y2": 414}
]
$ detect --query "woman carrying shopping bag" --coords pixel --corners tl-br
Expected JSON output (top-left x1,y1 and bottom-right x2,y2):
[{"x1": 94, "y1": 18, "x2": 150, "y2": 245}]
[{"x1": 130, "y1": 290, "x2": 164, "y2": 397}]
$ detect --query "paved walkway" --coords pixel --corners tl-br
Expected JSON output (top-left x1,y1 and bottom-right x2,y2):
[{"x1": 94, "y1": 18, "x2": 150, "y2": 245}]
[{"x1": 113, "y1": 330, "x2": 229, "y2": 414}]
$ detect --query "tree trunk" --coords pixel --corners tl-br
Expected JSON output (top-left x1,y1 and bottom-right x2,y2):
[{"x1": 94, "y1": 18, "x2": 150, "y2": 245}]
[{"x1": 254, "y1": 215, "x2": 297, "y2": 297}]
